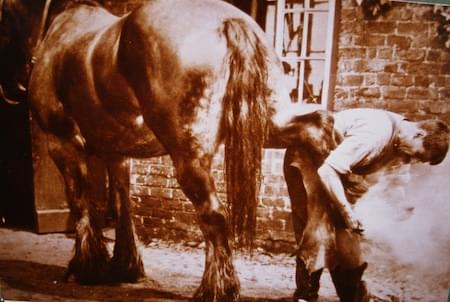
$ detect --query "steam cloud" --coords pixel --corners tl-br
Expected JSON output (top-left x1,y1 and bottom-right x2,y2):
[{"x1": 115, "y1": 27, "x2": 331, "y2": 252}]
[{"x1": 354, "y1": 155, "x2": 450, "y2": 277}]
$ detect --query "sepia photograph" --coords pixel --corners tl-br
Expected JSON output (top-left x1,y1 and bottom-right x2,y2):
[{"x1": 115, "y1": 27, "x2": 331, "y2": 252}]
[{"x1": 0, "y1": 0, "x2": 449, "y2": 301}]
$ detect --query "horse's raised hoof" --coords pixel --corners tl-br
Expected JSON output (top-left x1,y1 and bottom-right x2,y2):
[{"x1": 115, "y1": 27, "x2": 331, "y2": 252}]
[{"x1": 109, "y1": 256, "x2": 146, "y2": 283}]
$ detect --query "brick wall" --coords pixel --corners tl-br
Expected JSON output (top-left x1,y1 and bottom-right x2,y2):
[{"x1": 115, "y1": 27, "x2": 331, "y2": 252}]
[
  {"x1": 335, "y1": 0, "x2": 450, "y2": 123},
  {"x1": 103, "y1": 0, "x2": 450, "y2": 251},
  {"x1": 131, "y1": 148, "x2": 292, "y2": 252}
]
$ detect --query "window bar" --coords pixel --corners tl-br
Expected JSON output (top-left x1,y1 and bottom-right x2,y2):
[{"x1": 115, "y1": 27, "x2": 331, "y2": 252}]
[
  {"x1": 321, "y1": 0, "x2": 339, "y2": 109},
  {"x1": 297, "y1": 0, "x2": 311, "y2": 103},
  {"x1": 274, "y1": 0, "x2": 286, "y2": 55}
]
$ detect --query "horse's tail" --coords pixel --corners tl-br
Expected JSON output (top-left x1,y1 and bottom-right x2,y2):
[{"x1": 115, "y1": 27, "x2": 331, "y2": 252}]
[{"x1": 221, "y1": 18, "x2": 271, "y2": 248}]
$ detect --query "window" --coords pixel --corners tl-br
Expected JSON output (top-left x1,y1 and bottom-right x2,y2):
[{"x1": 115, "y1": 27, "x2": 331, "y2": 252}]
[{"x1": 264, "y1": 0, "x2": 340, "y2": 109}]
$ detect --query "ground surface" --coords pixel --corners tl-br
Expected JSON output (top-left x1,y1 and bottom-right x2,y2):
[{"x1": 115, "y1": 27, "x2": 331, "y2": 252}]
[{"x1": 1, "y1": 158, "x2": 449, "y2": 301}]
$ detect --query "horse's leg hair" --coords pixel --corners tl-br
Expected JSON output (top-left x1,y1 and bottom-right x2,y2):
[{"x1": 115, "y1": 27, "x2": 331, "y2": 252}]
[
  {"x1": 47, "y1": 134, "x2": 110, "y2": 284},
  {"x1": 107, "y1": 158, "x2": 145, "y2": 282},
  {"x1": 172, "y1": 155, "x2": 239, "y2": 302}
]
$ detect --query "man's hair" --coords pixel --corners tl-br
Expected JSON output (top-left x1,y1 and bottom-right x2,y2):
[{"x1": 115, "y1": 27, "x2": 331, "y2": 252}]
[{"x1": 419, "y1": 119, "x2": 449, "y2": 165}]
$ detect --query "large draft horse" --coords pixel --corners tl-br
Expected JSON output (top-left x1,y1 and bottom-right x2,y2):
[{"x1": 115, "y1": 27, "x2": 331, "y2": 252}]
[{"x1": 0, "y1": 0, "x2": 335, "y2": 300}]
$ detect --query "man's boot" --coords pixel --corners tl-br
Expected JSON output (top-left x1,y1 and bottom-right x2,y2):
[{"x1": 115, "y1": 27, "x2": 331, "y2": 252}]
[
  {"x1": 293, "y1": 257, "x2": 323, "y2": 301},
  {"x1": 329, "y1": 262, "x2": 370, "y2": 302}
]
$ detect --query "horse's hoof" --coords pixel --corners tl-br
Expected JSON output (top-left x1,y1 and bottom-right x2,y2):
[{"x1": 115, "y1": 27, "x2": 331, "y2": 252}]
[
  {"x1": 66, "y1": 253, "x2": 111, "y2": 284},
  {"x1": 293, "y1": 289, "x2": 318, "y2": 302},
  {"x1": 192, "y1": 286, "x2": 240, "y2": 302},
  {"x1": 109, "y1": 257, "x2": 146, "y2": 283}
]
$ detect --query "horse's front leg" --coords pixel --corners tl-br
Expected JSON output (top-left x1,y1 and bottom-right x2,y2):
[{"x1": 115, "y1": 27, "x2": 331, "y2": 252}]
[
  {"x1": 174, "y1": 157, "x2": 240, "y2": 302},
  {"x1": 107, "y1": 158, "x2": 145, "y2": 282}
]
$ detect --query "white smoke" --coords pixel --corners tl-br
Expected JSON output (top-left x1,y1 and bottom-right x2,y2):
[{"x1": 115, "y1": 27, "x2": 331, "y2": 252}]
[{"x1": 354, "y1": 154, "x2": 450, "y2": 276}]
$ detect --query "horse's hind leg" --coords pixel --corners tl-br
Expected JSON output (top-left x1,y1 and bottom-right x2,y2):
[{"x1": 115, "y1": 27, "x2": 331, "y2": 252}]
[
  {"x1": 284, "y1": 147, "x2": 329, "y2": 301},
  {"x1": 107, "y1": 158, "x2": 145, "y2": 282},
  {"x1": 47, "y1": 134, "x2": 110, "y2": 284},
  {"x1": 171, "y1": 155, "x2": 239, "y2": 302}
]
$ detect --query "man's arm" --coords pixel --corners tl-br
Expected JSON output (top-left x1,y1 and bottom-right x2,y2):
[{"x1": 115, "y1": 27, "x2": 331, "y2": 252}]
[{"x1": 317, "y1": 163, "x2": 363, "y2": 233}]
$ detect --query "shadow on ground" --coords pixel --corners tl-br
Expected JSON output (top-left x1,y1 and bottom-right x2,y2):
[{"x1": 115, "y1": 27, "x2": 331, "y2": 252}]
[{"x1": 0, "y1": 259, "x2": 297, "y2": 302}]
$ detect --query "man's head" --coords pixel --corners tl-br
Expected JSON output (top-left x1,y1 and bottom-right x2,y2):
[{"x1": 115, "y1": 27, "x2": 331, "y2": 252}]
[{"x1": 397, "y1": 119, "x2": 449, "y2": 165}]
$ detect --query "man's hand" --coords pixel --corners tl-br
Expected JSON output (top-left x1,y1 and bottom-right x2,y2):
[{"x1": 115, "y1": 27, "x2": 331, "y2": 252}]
[{"x1": 318, "y1": 163, "x2": 364, "y2": 235}]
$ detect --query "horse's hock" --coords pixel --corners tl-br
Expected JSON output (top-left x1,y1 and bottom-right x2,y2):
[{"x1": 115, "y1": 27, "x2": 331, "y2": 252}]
[{"x1": 130, "y1": 148, "x2": 295, "y2": 252}]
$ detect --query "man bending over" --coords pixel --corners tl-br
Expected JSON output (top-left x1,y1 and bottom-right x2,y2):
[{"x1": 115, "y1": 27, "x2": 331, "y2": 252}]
[
  {"x1": 284, "y1": 107, "x2": 449, "y2": 301},
  {"x1": 319, "y1": 108, "x2": 448, "y2": 233}
]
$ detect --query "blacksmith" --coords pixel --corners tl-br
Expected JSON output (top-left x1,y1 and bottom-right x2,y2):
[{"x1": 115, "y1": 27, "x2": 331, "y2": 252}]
[{"x1": 284, "y1": 107, "x2": 449, "y2": 302}]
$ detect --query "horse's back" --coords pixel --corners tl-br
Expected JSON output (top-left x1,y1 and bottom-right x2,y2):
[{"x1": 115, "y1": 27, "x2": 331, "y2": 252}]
[{"x1": 125, "y1": 0, "x2": 271, "y2": 69}]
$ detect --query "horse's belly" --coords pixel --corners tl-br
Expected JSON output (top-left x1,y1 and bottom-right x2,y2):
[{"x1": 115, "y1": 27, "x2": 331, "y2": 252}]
[{"x1": 80, "y1": 116, "x2": 166, "y2": 158}]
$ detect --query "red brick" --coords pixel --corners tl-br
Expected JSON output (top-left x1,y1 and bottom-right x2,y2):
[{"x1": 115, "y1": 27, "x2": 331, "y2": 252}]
[
  {"x1": 391, "y1": 75, "x2": 414, "y2": 86},
  {"x1": 387, "y1": 35, "x2": 412, "y2": 49},
  {"x1": 382, "y1": 87, "x2": 406, "y2": 99},
  {"x1": 152, "y1": 208, "x2": 173, "y2": 220},
  {"x1": 364, "y1": 34, "x2": 386, "y2": 47},
  {"x1": 132, "y1": 185, "x2": 151, "y2": 196},
  {"x1": 172, "y1": 189, "x2": 188, "y2": 201},
  {"x1": 161, "y1": 200, "x2": 184, "y2": 211},
  {"x1": 412, "y1": 35, "x2": 432, "y2": 48},
  {"x1": 397, "y1": 22, "x2": 429, "y2": 34},
  {"x1": 383, "y1": 63, "x2": 397, "y2": 73},
  {"x1": 441, "y1": 62, "x2": 450, "y2": 75},
  {"x1": 396, "y1": 49, "x2": 425, "y2": 61},
  {"x1": 426, "y1": 49, "x2": 441, "y2": 62},
  {"x1": 364, "y1": 74, "x2": 377, "y2": 86},
  {"x1": 353, "y1": 60, "x2": 367, "y2": 72},
  {"x1": 260, "y1": 197, "x2": 285, "y2": 208},
  {"x1": 256, "y1": 218, "x2": 285, "y2": 232},
  {"x1": 377, "y1": 48, "x2": 393, "y2": 59},
  {"x1": 341, "y1": 74, "x2": 364, "y2": 86},
  {"x1": 429, "y1": 102, "x2": 448, "y2": 114},
  {"x1": 139, "y1": 196, "x2": 163, "y2": 208},
  {"x1": 367, "y1": 48, "x2": 377, "y2": 59},
  {"x1": 143, "y1": 217, "x2": 164, "y2": 228},
  {"x1": 334, "y1": 88, "x2": 349, "y2": 100},
  {"x1": 384, "y1": 6, "x2": 413, "y2": 21},
  {"x1": 387, "y1": 99, "x2": 418, "y2": 113},
  {"x1": 340, "y1": 20, "x2": 365, "y2": 34},
  {"x1": 147, "y1": 175, "x2": 169, "y2": 187},
  {"x1": 438, "y1": 88, "x2": 450, "y2": 99},
  {"x1": 149, "y1": 187, "x2": 174, "y2": 199},
  {"x1": 173, "y1": 212, "x2": 198, "y2": 225},
  {"x1": 150, "y1": 165, "x2": 175, "y2": 177},
  {"x1": 357, "y1": 87, "x2": 381, "y2": 98},
  {"x1": 414, "y1": 76, "x2": 430, "y2": 87},
  {"x1": 341, "y1": 8, "x2": 358, "y2": 21},
  {"x1": 407, "y1": 87, "x2": 438, "y2": 100},
  {"x1": 339, "y1": 48, "x2": 367, "y2": 59},
  {"x1": 272, "y1": 209, "x2": 291, "y2": 221},
  {"x1": 339, "y1": 33, "x2": 353, "y2": 46},
  {"x1": 408, "y1": 62, "x2": 440, "y2": 75},
  {"x1": 368, "y1": 59, "x2": 388, "y2": 72},
  {"x1": 366, "y1": 21, "x2": 396, "y2": 34}
]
